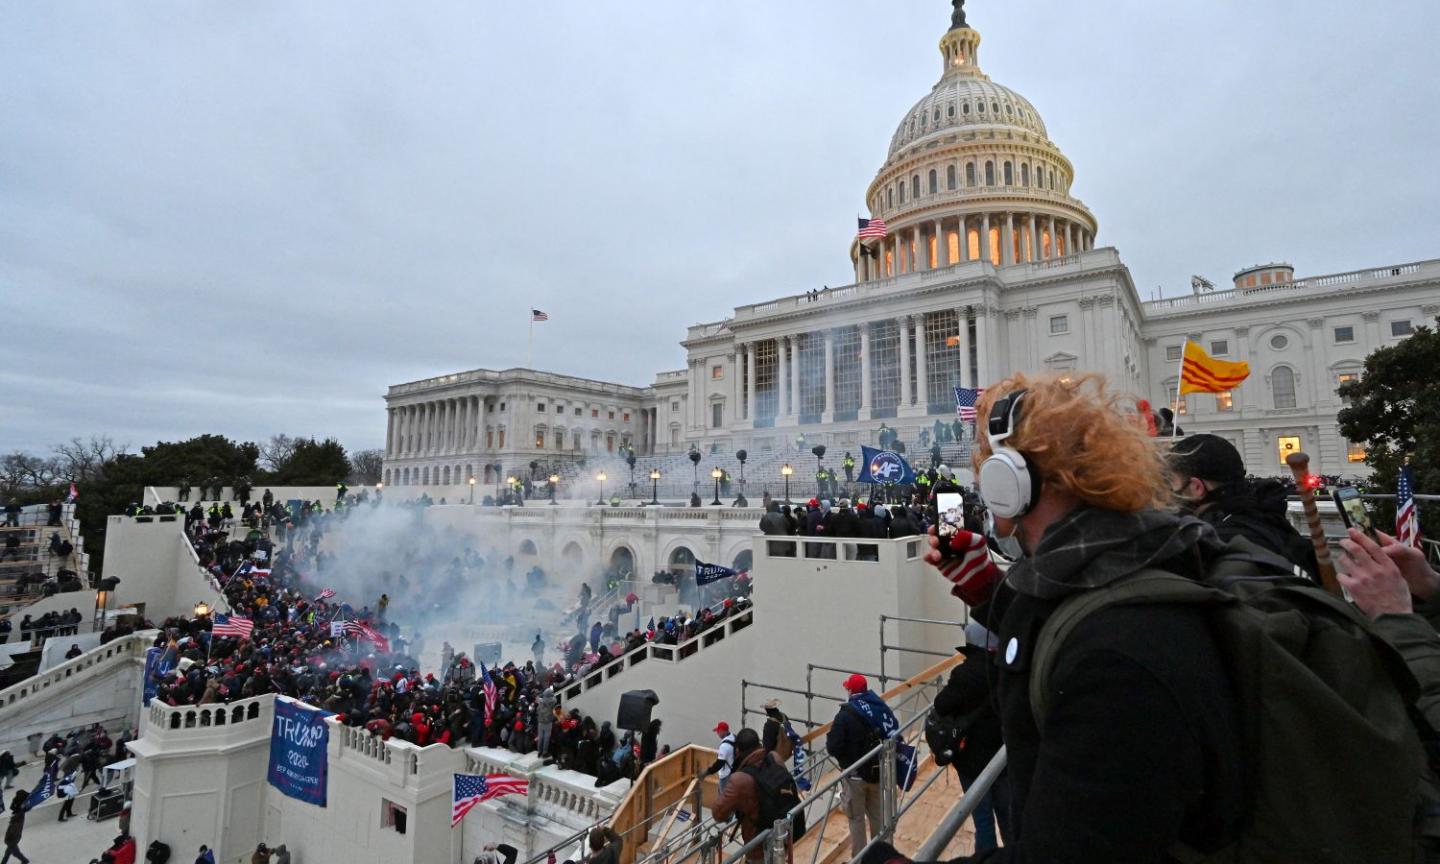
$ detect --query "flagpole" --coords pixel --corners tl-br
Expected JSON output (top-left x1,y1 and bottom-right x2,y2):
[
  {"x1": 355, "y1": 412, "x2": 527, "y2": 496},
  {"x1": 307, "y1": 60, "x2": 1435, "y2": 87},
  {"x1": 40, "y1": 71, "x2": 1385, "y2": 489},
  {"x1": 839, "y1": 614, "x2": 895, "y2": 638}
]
[
  {"x1": 527, "y1": 315, "x2": 534, "y2": 370},
  {"x1": 1172, "y1": 343, "x2": 1186, "y2": 438}
]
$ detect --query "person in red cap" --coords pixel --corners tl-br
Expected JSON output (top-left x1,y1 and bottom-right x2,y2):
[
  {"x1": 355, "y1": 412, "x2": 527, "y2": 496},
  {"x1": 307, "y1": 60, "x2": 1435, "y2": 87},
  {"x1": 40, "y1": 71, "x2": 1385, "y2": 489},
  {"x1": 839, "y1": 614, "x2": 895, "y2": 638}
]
[
  {"x1": 704, "y1": 721, "x2": 737, "y2": 791},
  {"x1": 826, "y1": 673, "x2": 897, "y2": 857}
]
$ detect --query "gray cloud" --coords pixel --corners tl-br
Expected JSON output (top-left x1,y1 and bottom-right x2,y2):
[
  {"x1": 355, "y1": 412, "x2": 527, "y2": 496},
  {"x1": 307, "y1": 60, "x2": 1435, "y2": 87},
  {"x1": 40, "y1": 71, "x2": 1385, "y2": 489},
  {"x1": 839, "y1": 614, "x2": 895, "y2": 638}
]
[{"x1": 2, "y1": 1, "x2": 1435, "y2": 454}]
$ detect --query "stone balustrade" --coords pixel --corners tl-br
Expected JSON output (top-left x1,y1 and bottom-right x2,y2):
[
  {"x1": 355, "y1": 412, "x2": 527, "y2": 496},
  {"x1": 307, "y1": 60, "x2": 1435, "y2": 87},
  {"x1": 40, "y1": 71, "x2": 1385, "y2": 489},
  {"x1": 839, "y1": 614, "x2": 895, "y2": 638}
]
[{"x1": 0, "y1": 630, "x2": 153, "y2": 714}]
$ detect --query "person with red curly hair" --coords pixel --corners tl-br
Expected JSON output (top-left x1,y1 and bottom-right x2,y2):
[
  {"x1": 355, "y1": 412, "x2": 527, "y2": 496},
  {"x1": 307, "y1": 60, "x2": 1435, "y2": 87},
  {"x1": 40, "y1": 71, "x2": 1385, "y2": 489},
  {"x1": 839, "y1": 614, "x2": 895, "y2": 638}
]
[{"x1": 871, "y1": 373, "x2": 1245, "y2": 864}]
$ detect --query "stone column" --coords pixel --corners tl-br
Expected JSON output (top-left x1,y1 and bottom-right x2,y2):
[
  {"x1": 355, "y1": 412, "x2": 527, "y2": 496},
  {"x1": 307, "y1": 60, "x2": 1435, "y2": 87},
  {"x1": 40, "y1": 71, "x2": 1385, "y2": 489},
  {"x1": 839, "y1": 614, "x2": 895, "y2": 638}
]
[
  {"x1": 384, "y1": 408, "x2": 394, "y2": 456},
  {"x1": 783, "y1": 339, "x2": 794, "y2": 417},
  {"x1": 898, "y1": 315, "x2": 912, "y2": 407},
  {"x1": 1069, "y1": 222, "x2": 1079, "y2": 257},
  {"x1": 859, "y1": 325, "x2": 873, "y2": 419},
  {"x1": 980, "y1": 213, "x2": 991, "y2": 265},
  {"x1": 790, "y1": 335, "x2": 802, "y2": 419},
  {"x1": 1002, "y1": 212, "x2": 1015, "y2": 266},
  {"x1": 822, "y1": 330, "x2": 835, "y2": 422},
  {"x1": 958, "y1": 309, "x2": 972, "y2": 391},
  {"x1": 935, "y1": 219, "x2": 947, "y2": 267},
  {"x1": 976, "y1": 308, "x2": 991, "y2": 387},
  {"x1": 1029, "y1": 215, "x2": 1040, "y2": 262},
  {"x1": 401, "y1": 406, "x2": 411, "y2": 455},
  {"x1": 915, "y1": 314, "x2": 929, "y2": 410},
  {"x1": 731, "y1": 348, "x2": 742, "y2": 423},
  {"x1": 1046, "y1": 215, "x2": 1056, "y2": 259},
  {"x1": 745, "y1": 342, "x2": 757, "y2": 422}
]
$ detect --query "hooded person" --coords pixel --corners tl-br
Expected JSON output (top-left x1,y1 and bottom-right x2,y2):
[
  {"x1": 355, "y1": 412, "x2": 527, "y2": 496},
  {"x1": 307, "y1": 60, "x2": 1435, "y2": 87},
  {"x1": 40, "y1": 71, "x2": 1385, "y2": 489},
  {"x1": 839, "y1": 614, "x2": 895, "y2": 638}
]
[{"x1": 1167, "y1": 433, "x2": 1319, "y2": 580}]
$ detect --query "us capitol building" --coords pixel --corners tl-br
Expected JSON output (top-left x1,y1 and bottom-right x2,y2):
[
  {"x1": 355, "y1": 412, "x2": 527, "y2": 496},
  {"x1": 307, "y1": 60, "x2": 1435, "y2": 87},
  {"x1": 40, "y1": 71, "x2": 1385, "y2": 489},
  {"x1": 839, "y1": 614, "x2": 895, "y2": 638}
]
[{"x1": 382, "y1": 2, "x2": 1437, "y2": 487}]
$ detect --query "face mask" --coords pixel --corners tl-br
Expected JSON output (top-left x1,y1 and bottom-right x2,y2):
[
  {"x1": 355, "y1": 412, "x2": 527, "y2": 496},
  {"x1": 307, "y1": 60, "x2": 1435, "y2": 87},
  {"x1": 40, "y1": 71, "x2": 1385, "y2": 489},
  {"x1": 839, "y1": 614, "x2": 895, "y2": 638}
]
[{"x1": 984, "y1": 509, "x2": 1025, "y2": 561}]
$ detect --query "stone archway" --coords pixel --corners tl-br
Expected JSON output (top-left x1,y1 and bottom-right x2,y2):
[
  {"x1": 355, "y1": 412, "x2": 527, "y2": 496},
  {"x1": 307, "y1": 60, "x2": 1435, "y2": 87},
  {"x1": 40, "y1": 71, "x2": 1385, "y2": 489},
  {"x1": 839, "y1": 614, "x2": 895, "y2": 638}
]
[
  {"x1": 609, "y1": 545, "x2": 636, "y2": 578},
  {"x1": 731, "y1": 549, "x2": 753, "y2": 573}
]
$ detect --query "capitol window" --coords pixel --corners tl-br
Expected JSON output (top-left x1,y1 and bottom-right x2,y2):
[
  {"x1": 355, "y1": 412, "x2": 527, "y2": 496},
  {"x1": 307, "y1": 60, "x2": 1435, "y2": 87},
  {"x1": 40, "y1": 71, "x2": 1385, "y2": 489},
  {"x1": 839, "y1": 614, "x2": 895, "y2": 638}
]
[
  {"x1": 712, "y1": 365, "x2": 724, "y2": 379},
  {"x1": 1272, "y1": 366, "x2": 1298, "y2": 409},
  {"x1": 1391, "y1": 320, "x2": 1414, "y2": 337},
  {"x1": 966, "y1": 163, "x2": 976, "y2": 186},
  {"x1": 1210, "y1": 340, "x2": 1229, "y2": 356},
  {"x1": 623, "y1": 412, "x2": 631, "y2": 422},
  {"x1": 1005, "y1": 104, "x2": 1013, "y2": 115},
  {"x1": 888, "y1": 187, "x2": 894, "y2": 208},
  {"x1": 977, "y1": 101, "x2": 985, "y2": 113},
  {"x1": 912, "y1": 175, "x2": 921, "y2": 198},
  {"x1": 1215, "y1": 391, "x2": 1233, "y2": 412},
  {"x1": 592, "y1": 408, "x2": 599, "y2": 417},
  {"x1": 670, "y1": 400, "x2": 679, "y2": 412},
  {"x1": 574, "y1": 407, "x2": 581, "y2": 416},
  {"x1": 962, "y1": 102, "x2": 971, "y2": 115},
  {"x1": 1347, "y1": 441, "x2": 1367, "y2": 463},
  {"x1": 899, "y1": 183, "x2": 906, "y2": 204},
  {"x1": 1003, "y1": 161, "x2": 1013, "y2": 185},
  {"x1": 947, "y1": 165, "x2": 957, "y2": 190},
  {"x1": 1270, "y1": 334, "x2": 1289, "y2": 350},
  {"x1": 1165, "y1": 345, "x2": 1182, "y2": 362},
  {"x1": 985, "y1": 161, "x2": 995, "y2": 186},
  {"x1": 1049, "y1": 315, "x2": 1069, "y2": 335},
  {"x1": 992, "y1": 101, "x2": 1000, "y2": 113},
  {"x1": 948, "y1": 104, "x2": 955, "y2": 118},
  {"x1": 536, "y1": 403, "x2": 545, "y2": 412},
  {"x1": 1021, "y1": 163, "x2": 1030, "y2": 186},
  {"x1": 1333, "y1": 325, "x2": 1355, "y2": 343},
  {"x1": 929, "y1": 169, "x2": 938, "y2": 194}
]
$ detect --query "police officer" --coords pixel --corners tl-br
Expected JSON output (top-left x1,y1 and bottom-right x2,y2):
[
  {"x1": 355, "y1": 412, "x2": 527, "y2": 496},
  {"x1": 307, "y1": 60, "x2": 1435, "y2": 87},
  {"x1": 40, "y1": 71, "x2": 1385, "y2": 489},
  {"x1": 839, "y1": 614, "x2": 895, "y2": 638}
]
[{"x1": 842, "y1": 452, "x2": 856, "y2": 485}]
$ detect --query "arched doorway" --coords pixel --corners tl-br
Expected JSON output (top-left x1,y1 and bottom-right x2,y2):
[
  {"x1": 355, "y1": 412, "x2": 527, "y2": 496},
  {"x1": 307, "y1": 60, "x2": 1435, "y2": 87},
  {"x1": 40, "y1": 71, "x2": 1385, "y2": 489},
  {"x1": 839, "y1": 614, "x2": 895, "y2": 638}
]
[
  {"x1": 609, "y1": 546, "x2": 636, "y2": 578},
  {"x1": 563, "y1": 541, "x2": 585, "y2": 569},
  {"x1": 518, "y1": 539, "x2": 538, "y2": 557},
  {"x1": 731, "y1": 550, "x2": 753, "y2": 573},
  {"x1": 668, "y1": 546, "x2": 696, "y2": 577},
  {"x1": 442, "y1": 466, "x2": 451, "y2": 485}
]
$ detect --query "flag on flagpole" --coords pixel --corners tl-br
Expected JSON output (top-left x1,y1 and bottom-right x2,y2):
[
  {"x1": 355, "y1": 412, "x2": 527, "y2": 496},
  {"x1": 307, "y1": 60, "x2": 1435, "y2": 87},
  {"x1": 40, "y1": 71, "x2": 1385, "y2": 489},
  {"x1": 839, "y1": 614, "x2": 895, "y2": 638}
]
[
  {"x1": 693, "y1": 561, "x2": 738, "y2": 586},
  {"x1": 66, "y1": 482, "x2": 79, "y2": 503},
  {"x1": 211, "y1": 613, "x2": 254, "y2": 640},
  {"x1": 857, "y1": 217, "x2": 889, "y2": 240},
  {"x1": 480, "y1": 662, "x2": 498, "y2": 722},
  {"x1": 1397, "y1": 464, "x2": 1421, "y2": 548},
  {"x1": 954, "y1": 386, "x2": 986, "y2": 422},
  {"x1": 531, "y1": 309, "x2": 549, "y2": 322},
  {"x1": 314, "y1": 588, "x2": 336, "y2": 602},
  {"x1": 452, "y1": 773, "x2": 528, "y2": 827},
  {"x1": 24, "y1": 770, "x2": 56, "y2": 811},
  {"x1": 1178, "y1": 340, "x2": 1250, "y2": 395},
  {"x1": 645, "y1": 617, "x2": 656, "y2": 640},
  {"x1": 343, "y1": 621, "x2": 390, "y2": 652}
]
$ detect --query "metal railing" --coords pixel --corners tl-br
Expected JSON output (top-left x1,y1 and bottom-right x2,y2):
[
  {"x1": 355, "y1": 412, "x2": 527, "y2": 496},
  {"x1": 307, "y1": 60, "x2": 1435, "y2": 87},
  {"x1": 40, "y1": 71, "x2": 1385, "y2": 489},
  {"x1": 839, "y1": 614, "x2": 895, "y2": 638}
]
[{"x1": 913, "y1": 747, "x2": 1007, "y2": 861}]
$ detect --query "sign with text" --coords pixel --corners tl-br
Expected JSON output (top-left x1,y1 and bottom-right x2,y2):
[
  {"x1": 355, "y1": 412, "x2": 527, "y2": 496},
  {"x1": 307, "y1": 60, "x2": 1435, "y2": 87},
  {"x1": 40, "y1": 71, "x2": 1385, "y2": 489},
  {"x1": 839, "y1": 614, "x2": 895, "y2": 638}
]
[{"x1": 267, "y1": 696, "x2": 331, "y2": 806}]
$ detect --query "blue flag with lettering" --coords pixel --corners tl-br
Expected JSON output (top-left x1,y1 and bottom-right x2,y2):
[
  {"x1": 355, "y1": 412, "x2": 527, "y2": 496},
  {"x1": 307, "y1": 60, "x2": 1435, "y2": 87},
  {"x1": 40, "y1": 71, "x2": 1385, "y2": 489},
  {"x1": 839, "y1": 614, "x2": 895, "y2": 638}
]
[
  {"x1": 268, "y1": 696, "x2": 333, "y2": 806},
  {"x1": 694, "y1": 561, "x2": 737, "y2": 586},
  {"x1": 857, "y1": 445, "x2": 916, "y2": 486}
]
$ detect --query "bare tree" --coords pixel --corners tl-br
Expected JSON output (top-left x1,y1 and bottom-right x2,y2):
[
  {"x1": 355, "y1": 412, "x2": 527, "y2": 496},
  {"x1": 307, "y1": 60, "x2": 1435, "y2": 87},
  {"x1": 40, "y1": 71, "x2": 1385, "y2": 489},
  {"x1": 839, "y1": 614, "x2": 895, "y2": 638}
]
[
  {"x1": 0, "y1": 451, "x2": 59, "y2": 493},
  {"x1": 260, "y1": 434, "x2": 299, "y2": 472},
  {"x1": 348, "y1": 449, "x2": 385, "y2": 485},
  {"x1": 52, "y1": 435, "x2": 127, "y2": 484}
]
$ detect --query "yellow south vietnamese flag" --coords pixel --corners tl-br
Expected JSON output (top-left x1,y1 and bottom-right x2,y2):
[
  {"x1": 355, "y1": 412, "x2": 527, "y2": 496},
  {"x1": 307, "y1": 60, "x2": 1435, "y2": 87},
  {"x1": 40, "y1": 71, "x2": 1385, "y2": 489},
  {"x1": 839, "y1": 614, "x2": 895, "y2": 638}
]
[{"x1": 1179, "y1": 340, "x2": 1250, "y2": 394}]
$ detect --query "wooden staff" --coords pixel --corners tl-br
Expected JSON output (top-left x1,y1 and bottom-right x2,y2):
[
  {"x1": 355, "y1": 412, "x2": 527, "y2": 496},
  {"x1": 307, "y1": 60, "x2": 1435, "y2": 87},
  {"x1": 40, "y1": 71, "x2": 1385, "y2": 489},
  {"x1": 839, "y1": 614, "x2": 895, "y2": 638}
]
[{"x1": 1285, "y1": 452, "x2": 1341, "y2": 595}]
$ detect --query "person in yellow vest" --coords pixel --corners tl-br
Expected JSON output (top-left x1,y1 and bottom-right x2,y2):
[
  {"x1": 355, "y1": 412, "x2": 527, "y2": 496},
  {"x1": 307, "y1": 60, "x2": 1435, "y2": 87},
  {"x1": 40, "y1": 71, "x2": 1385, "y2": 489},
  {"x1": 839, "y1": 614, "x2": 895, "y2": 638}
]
[{"x1": 842, "y1": 453, "x2": 856, "y2": 485}]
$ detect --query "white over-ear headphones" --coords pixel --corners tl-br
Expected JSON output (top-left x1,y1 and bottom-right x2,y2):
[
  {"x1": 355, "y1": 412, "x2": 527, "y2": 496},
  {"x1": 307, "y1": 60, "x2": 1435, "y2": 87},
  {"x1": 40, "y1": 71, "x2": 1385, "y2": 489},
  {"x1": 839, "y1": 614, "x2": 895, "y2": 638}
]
[{"x1": 978, "y1": 389, "x2": 1042, "y2": 519}]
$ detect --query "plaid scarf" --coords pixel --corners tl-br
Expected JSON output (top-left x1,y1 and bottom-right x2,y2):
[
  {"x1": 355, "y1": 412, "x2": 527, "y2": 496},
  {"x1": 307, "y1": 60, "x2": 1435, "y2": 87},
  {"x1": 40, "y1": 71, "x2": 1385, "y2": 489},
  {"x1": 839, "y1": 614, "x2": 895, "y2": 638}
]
[{"x1": 1005, "y1": 506, "x2": 1226, "y2": 601}]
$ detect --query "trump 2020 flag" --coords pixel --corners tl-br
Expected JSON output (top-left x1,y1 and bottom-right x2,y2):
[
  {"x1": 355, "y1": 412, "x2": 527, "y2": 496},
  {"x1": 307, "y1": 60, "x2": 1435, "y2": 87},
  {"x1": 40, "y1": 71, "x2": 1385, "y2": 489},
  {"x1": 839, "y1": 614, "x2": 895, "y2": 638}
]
[
  {"x1": 858, "y1": 445, "x2": 916, "y2": 486},
  {"x1": 694, "y1": 561, "x2": 738, "y2": 586}
]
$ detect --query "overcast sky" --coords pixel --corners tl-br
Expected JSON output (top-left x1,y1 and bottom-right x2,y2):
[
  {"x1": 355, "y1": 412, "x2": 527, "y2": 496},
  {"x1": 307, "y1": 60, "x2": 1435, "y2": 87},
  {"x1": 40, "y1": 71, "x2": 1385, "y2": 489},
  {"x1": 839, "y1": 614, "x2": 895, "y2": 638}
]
[{"x1": 3, "y1": 0, "x2": 1436, "y2": 456}]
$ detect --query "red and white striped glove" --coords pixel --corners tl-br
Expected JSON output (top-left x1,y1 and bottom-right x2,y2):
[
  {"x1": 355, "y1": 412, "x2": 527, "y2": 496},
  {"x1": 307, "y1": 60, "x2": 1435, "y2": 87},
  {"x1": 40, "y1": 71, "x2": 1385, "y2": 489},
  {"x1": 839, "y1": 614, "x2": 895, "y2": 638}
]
[{"x1": 937, "y1": 529, "x2": 1003, "y2": 607}]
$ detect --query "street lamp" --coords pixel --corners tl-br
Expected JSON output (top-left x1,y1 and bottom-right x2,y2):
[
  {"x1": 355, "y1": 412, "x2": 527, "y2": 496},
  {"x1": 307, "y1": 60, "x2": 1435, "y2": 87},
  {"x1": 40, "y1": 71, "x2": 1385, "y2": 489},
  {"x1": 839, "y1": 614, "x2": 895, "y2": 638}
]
[
  {"x1": 781, "y1": 464, "x2": 793, "y2": 504},
  {"x1": 194, "y1": 601, "x2": 211, "y2": 619},
  {"x1": 649, "y1": 468, "x2": 661, "y2": 506},
  {"x1": 596, "y1": 471, "x2": 607, "y2": 505},
  {"x1": 548, "y1": 474, "x2": 560, "y2": 505},
  {"x1": 468, "y1": 476, "x2": 476, "y2": 504},
  {"x1": 711, "y1": 467, "x2": 723, "y2": 505},
  {"x1": 506, "y1": 475, "x2": 517, "y2": 504}
]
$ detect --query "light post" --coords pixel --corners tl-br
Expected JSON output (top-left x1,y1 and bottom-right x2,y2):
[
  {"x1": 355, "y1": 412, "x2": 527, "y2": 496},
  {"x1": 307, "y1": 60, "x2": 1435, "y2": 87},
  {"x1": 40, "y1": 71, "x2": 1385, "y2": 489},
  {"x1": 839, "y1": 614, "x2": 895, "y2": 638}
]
[
  {"x1": 506, "y1": 475, "x2": 517, "y2": 505},
  {"x1": 649, "y1": 469, "x2": 661, "y2": 505},
  {"x1": 596, "y1": 471, "x2": 607, "y2": 505},
  {"x1": 193, "y1": 601, "x2": 210, "y2": 619},
  {"x1": 93, "y1": 576, "x2": 118, "y2": 633},
  {"x1": 468, "y1": 476, "x2": 476, "y2": 505},
  {"x1": 548, "y1": 474, "x2": 559, "y2": 505},
  {"x1": 781, "y1": 464, "x2": 793, "y2": 504},
  {"x1": 711, "y1": 467, "x2": 723, "y2": 505}
]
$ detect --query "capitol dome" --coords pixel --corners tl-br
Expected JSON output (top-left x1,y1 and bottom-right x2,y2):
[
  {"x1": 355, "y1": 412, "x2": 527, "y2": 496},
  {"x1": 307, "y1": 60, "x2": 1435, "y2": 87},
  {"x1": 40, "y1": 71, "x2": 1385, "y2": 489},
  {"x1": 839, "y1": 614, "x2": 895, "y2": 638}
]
[{"x1": 854, "y1": 3, "x2": 1098, "y2": 281}]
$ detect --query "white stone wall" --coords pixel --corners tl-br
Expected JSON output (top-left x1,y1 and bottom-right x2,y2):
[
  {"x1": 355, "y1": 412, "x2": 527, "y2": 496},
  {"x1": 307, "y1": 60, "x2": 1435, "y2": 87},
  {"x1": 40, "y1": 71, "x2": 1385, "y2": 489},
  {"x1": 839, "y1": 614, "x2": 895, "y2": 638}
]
[
  {"x1": 101, "y1": 515, "x2": 226, "y2": 622},
  {"x1": 0, "y1": 632, "x2": 151, "y2": 756}
]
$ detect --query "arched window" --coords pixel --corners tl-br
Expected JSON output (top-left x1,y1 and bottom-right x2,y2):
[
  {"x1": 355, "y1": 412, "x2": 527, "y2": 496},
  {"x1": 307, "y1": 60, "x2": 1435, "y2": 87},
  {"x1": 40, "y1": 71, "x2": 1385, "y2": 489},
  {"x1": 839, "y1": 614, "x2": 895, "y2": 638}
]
[
  {"x1": 1272, "y1": 366, "x2": 1297, "y2": 409},
  {"x1": 947, "y1": 164, "x2": 957, "y2": 190},
  {"x1": 887, "y1": 187, "x2": 894, "y2": 208},
  {"x1": 966, "y1": 162, "x2": 976, "y2": 186},
  {"x1": 1003, "y1": 161, "x2": 1013, "y2": 185},
  {"x1": 442, "y1": 466, "x2": 451, "y2": 485},
  {"x1": 1021, "y1": 163, "x2": 1030, "y2": 187},
  {"x1": 928, "y1": 169, "x2": 938, "y2": 194},
  {"x1": 422, "y1": 467, "x2": 430, "y2": 485},
  {"x1": 947, "y1": 104, "x2": 955, "y2": 118},
  {"x1": 962, "y1": 101, "x2": 971, "y2": 115},
  {"x1": 383, "y1": 469, "x2": 391, "y2": 485},
  {"x1": 984, "y1": 161, "x2": 995, "y2": 186},
  {"x1": 899, "y1": 183, "x2": 906, "y2": 204},
  {"x1": 932, "y1": 108, "x2": 941, "y2": 123},
  {"x1": 977, "y1": 101, "x2": 986, "y2": 113},
  {"x1": 1049, "y1": 169, "x2": 1056, "y2": 190},
  {"x1": 911, "y1": 175, "x2": 920, "y2": 198}
]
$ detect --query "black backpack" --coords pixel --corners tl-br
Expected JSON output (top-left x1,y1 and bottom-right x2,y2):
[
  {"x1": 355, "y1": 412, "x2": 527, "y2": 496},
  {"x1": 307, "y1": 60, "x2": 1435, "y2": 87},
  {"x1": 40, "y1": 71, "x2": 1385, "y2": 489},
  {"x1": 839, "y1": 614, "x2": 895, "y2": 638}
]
[
  {"x1": 840, "y1": 704, "x2": 883, "y2": 784},
  {"x1": 1030, "y1": 539, "x2": 1439, "y2": 863},
  {"x1": 741, "y1": 754, "x2": 807, "y2": 842}
]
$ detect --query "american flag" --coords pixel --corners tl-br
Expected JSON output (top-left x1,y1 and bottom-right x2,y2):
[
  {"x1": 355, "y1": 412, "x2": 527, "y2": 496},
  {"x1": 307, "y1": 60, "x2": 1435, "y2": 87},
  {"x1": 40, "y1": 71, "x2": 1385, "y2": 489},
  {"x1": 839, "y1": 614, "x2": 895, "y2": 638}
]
[
  {"x1": 452, "y1": 772, "x2": 528, "y2": 827},
  {"x1": 1397, "y1": 464, "x2": 1421, "y2": 548},
  {"x1": 211, "y1": 613, "x2": 254, "y2": 640},
  {"x1": 343, "y1": 621, "x2": 390, "y2": 652},
  {"x1": 480, "y1": 661, "x2": 498, "y2": 722},
  {"x1": 954, "y1": 386, "x2": 986, "y2": 422},
  {"x1": 857, "y1": 217, "x2": 888, "y2": 240},
  {"x1": 531, "y1": 309, "x2": 549, "y2": 322},
  {"x1": 645, "y1": 616, "x2": 656, "y2": 641},
  {"x1": 66, "y1": 482, "x2": 79, "y2": 504},
  {"x1": 314, "y1": 588, "x2": 336, "y2": 602}
]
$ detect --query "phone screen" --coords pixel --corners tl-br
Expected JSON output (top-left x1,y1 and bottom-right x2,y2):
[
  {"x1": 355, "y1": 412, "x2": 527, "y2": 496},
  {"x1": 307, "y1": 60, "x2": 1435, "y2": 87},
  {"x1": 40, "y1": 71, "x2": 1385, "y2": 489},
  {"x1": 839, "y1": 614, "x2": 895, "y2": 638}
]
[
  {"x1": 933, "y1": 490, "x2": 965, "y2": 555},
  {"x1": 1332, "y1": 486, "x2": 1374, "y2": 536}
]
